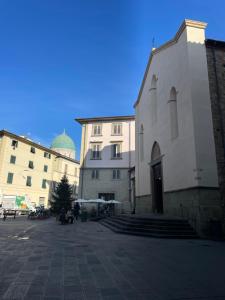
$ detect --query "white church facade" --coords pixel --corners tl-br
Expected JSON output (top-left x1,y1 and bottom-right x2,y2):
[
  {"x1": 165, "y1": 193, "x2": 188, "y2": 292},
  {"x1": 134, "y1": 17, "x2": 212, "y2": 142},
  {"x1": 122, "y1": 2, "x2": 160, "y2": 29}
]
[{"x1": 134, "y1": 20, "x2": 224, "y2": 235}]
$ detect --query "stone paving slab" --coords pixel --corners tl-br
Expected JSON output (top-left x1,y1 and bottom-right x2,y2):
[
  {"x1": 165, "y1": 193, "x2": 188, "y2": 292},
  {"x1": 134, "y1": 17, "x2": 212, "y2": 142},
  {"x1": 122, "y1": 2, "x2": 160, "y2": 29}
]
[{"x1": 0, "y1": 217, "x2": 225, "y2": 299}]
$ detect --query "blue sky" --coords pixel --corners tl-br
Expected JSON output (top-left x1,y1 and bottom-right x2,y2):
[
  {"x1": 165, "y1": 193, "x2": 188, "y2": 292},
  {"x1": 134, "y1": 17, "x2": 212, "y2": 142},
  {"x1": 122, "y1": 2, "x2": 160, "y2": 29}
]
[{"x1": 0, "y1": 0, "x2": 225, "y2": 159}]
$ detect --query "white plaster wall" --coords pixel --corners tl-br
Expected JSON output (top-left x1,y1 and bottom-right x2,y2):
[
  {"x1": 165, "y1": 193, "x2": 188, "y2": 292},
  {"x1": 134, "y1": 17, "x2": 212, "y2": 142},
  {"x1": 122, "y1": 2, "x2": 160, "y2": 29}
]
[
  {"x1": 135, "y1": 23, "x2": 218, "y2": 198},
  {"x1": 81, "y1": 168, "x2": 130, "y2": 211},
  {"x1": 186, "y1": 26, "x2": 218, "y2": 187},
  {"x1": 51, "y1": 148, "x2": 75, "y2": 160},
  {"x1": 83, "y1": 120, "x2": 135, "y2": 169}
]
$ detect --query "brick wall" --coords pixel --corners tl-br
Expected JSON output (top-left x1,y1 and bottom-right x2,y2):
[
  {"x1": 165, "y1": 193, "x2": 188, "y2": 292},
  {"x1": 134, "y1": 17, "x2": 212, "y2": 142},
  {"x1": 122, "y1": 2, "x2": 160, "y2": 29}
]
[{"x1": 206, "y1": 39, "x2": 225, "y2": 213}]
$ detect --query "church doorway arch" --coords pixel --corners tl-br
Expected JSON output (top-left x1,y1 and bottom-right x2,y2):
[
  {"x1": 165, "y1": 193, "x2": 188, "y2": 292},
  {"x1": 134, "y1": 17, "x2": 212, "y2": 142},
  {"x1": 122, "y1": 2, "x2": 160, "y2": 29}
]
[{"x1": 150, "y1": 142, "x2": 163, "y2": 214}]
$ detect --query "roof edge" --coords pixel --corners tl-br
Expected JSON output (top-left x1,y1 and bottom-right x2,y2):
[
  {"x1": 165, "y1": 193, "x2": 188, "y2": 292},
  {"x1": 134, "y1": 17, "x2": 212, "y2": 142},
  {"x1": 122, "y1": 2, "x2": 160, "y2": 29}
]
[
  {"x1": 205, "y1": 38, "x2": 225, "y2": 48},
  {"x1": 75, "y1": 115, "x2": 135, "y2": 124},
  {"x1": 0, "y1": 130, "x2": 80, "y2": 164},
  {"x1": 134, "y1": 19, "x2": 207, "y2": 108}
]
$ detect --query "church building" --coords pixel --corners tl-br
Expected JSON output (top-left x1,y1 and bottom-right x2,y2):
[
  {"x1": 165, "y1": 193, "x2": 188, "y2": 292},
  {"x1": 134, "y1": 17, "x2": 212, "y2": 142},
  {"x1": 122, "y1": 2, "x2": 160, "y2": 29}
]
[{"x1": 134, "y1": 19, "x2": 225, "y2": 235}]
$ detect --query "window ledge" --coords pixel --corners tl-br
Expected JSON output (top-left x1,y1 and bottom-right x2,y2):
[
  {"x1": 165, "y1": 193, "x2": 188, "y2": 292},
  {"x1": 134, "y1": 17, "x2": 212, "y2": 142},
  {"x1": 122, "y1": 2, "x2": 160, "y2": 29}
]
[
  {"x1": 90, "y1": 158, "x2": 102, "y2": 160},
  {"x1": 111, "y1": 134, "x2": 123, "y2": 136}
]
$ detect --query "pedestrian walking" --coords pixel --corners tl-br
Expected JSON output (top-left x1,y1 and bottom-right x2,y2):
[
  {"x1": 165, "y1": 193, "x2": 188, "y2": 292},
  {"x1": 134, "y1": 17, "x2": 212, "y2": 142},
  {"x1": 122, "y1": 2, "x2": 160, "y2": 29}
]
[
  {"x1": 3, "y1": 209, "x2": 7, "y2": 221},
  {"x1": 59, "y1": 207, "x2": 66, "y2": 224},
  {"x1": 66, "y1": 209, "x2": 74, "y2": 224},
  {"x1": 73, "y1": 202, "x2": 80, "y2": 220}
]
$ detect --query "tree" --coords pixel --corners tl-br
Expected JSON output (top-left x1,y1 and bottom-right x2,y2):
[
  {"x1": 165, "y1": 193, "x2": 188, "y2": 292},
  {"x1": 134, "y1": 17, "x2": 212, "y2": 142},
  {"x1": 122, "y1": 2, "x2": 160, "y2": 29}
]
[{"x1": 50, "y1": 175, "x2": 73, "y2": 214}]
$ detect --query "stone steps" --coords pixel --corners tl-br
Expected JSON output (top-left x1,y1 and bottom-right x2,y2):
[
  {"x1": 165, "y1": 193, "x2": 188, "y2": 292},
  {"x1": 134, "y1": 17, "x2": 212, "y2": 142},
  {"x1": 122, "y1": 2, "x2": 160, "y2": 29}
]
[
  {"x1": 111, "y1": 216, "x2": 192, "y2": 229},
  {"x1": 100, "y1": 215, "x2": 198, "y2": 239}
]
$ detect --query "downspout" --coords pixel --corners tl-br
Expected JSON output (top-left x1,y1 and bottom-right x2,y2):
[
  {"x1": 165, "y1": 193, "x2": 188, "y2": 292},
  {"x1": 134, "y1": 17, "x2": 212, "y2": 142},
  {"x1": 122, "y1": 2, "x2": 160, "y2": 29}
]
[
  {"x1": 128, "y1": 121, "x2": 132, "y2": 211},
  {"x1": 80, "y1": 124, "x2": 87, "y2": 199}
]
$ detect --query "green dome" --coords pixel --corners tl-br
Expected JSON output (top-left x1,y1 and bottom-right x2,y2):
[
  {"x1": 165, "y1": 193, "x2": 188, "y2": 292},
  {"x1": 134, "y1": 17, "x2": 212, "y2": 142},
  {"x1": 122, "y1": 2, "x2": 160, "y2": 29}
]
[{"x1": 51, "y1": 132, "x2": 75, "y2": 151}]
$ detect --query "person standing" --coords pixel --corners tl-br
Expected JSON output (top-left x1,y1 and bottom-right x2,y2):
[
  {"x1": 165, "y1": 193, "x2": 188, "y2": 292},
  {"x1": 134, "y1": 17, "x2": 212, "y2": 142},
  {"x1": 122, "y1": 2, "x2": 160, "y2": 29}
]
[
  {"x1": 3, "y1": 209, "x2": 7, "y2": 221},
  {"x1": 73, "y1": 203, "x2": 80, "y2": 220},
  {"x1": 66, "y1": 209, "x2": 74, "y2": 224}
]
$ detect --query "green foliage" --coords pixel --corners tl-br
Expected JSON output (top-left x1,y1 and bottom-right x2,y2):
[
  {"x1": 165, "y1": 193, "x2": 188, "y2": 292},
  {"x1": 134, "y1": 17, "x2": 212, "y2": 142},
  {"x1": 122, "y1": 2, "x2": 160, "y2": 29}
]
[{"x1": 50, "y1": 175, "x2": 73, "y2": 214}]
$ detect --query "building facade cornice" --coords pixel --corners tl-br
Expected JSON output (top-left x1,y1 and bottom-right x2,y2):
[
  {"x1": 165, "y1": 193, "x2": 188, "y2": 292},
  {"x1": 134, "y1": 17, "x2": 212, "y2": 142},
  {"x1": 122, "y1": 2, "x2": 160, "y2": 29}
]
[{"x1": 75, "y1": 115, "x2": 135, "y2": 124}]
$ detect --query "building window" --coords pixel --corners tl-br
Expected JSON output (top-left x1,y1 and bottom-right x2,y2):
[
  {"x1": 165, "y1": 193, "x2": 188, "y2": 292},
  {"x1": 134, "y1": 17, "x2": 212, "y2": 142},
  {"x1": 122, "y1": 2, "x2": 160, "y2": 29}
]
[
  {"x1": 140, "y1": 124, "x2": 144, "y2": 161},
  {"x1": 91, "y1": 169, "x2": 99, "y2": 179},
  {"x1": 113, "y1": 169, "x2": 120, "y2": 180},
  {"x1": 42, "y1": 179, "x2": 47, "y2": 189},
  {"x1": 74, "y1": 168, "x2": 77, "y2": 177},
  {"x1": 150, "y1": 75, "x2": 157, "y2": 124},
  {"x1": 10, "y1": 155, "x2": 16, "y2": 164},
  {"x1": 39, "y1": 197, "x2": 45, "y2": 206},
  {"x1": 44, "y1": 165, "x2": 48, "y2": 172},
  {"x1": 11, "y1": 140, "x2": 18, "y2": 148},
  {"x1": 51, "y1": 181, "x2": 57, "y2": 192},
  {"x1": 30, "y1": 147, "x2": 36, "y2": 153},
  {"x1": 73, "y1": 182, "x2": 77, "y2": 194},
  {"x1": 91, "y1": 143, "x2": 101, "y2": 159},
  {"x1": 64, "y1": 164, "x2": 68, "y2": 174},
  {"x1": 28, "y1": 161, "x2": 34, "y2": 169},
  {"x1": 92, "y1": 124, "x2": 102, "y2": 136},
  {"x1": 7, "y1": 172, "x2": 14, "y2": 184},
  {"x1": 44, "y1": 152, "x2": 51, "y2": 159},
  {"x1": 26, "y1": 176, "x2": 32, "y2": 187},
  {"x1": 169, "y1": 87, "x2": 179, "y2": 140},
  {"x1": 111, "y1": 143, "x2": 122, "y2": 159},
  {"x1": 112, "y1": 123, "x2": 122, "y2": 135}
]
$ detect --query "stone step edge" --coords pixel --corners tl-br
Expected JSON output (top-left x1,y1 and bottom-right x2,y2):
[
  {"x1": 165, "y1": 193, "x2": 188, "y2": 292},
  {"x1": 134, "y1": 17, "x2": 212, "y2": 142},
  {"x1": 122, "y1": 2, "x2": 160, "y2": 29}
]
[
  {"x1": 100, "y1": 221, "x2": 199, "y2": 239},
  {"x1": 101, "y1": 219, "x2": 197, "y2": 235}
]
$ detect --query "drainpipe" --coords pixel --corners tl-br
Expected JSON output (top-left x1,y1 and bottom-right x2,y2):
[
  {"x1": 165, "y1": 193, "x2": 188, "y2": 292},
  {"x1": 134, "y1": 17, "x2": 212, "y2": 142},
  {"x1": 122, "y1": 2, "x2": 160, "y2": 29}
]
[
  {"x1": 80, "y1": 124, "x2": 87, "y2": 199},
  {"x1": 128, "y1": 121, "x2": 132, "y2": 211}
]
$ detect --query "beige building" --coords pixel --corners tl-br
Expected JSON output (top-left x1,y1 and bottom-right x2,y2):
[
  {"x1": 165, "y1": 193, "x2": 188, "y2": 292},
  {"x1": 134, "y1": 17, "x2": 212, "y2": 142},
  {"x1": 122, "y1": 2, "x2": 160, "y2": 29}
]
[
  {"x1": 0, "y1": 130, "x2": 79, "y2": 208},
  {"x1": 76, "y1": 116, "x2": 135, "y2": 212}
]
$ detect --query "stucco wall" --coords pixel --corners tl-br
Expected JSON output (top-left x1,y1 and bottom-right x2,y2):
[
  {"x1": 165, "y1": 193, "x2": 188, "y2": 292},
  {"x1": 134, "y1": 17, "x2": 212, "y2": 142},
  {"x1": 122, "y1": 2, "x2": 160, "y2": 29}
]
[
  {"x1": 83, "y1": 120, "x2": 135, "y2": 168},
  {"x1": 0, "y1": 135, "x2": 54, "y2": 207},
  {"x1": 80, "y1": 168, "x2": 131, "y2": 212},
  {"x1": 135, "y1": 22, "x2": 218, "y2": 201},
  {"x1": 0, "y1": 134, "x2": 80, "y2": 207},
  {"x1": 78, "y1": 118, "x2": 135, "y2": 211}
]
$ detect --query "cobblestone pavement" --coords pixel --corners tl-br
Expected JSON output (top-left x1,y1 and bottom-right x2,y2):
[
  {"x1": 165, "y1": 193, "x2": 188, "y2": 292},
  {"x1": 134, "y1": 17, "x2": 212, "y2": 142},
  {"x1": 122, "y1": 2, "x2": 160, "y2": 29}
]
[{"x1": 0, "y1": 217, "x2": 225, "y2": 300}]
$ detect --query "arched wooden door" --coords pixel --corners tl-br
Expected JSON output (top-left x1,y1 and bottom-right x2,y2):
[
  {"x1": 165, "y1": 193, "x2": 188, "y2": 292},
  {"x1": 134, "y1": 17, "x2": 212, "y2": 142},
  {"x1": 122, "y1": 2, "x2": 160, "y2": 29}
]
[{"x1": 151, "y1": 142, "x2": 163, "y2": 214}]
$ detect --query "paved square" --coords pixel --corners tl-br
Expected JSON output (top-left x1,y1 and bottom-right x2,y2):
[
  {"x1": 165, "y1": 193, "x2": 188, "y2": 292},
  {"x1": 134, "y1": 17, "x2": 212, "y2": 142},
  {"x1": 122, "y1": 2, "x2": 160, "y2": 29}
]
[{"x1": 0, "y1": 216, "x2": 225, "y2": 299}]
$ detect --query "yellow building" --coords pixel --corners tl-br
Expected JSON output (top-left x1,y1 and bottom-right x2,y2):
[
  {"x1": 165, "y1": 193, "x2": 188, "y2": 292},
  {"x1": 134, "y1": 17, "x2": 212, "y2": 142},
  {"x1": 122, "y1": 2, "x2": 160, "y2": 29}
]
[{"x1": 0, "y1": 130, "x2": 79, "y2": 208}]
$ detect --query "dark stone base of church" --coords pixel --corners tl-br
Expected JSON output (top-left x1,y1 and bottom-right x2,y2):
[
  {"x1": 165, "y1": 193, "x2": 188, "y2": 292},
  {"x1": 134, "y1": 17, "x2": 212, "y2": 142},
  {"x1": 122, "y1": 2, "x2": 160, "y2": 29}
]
[
  {"x1": 100, "y1": 214, "x2": 198, "y2": 239},
  {"x1": 136, "y1": 187, "x2": 224, "y2": 238}
]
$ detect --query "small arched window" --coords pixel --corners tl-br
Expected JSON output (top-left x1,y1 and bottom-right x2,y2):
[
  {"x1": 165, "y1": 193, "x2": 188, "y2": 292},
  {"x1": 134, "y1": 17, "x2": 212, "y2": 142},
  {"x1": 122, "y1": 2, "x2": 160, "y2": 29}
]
[
  {"x1": 150, "y1": 75, "x2": 157, "y2": 124},
  {"x1": 151, "y1": 141, "x2": 161, "y2": 161},
  {"x1": 169, "y1": 87, "x2": 179, "y2": 140},
  {"x1": 140, "y1": 124, "x2": 144, "y2": 161}
]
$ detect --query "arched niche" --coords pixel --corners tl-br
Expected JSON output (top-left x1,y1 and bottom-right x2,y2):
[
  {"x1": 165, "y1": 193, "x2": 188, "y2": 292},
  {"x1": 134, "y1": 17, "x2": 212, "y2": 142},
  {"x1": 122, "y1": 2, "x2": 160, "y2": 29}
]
[
  {"x1": 140, "y1": 124, "x2": 144, "y2": 161},
  {"x1": 150, "y1": 75, "x2": 157, "y2": 124},
  {"x1": 151, "y1": 141, "x2": 161, "y2": 161},
  {"x1": 169, "y1": 87, "x2": 179, "y2": 140}
]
